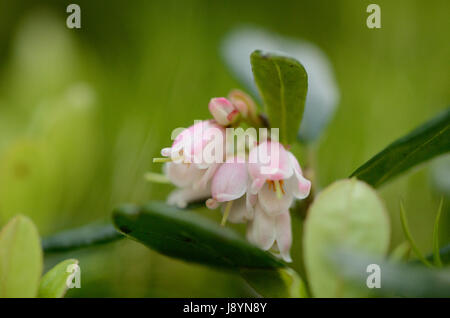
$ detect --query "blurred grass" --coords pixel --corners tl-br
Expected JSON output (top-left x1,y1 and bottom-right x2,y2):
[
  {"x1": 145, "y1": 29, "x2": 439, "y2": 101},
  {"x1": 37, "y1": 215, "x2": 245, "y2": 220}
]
[{"x1": 0, "y1": 0, "x2": 448, "y2": 297}]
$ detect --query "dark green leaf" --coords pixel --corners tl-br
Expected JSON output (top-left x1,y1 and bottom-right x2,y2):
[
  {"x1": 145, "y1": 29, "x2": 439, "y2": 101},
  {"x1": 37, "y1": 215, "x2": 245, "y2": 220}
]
[
  {"x1": 0, "y1": 215, "x2": 43, "y2": 297},
  {"x1": 38, "y1": 259, "x2": 78, "y2": 298},
  {"x1": 351, "y1": 108, "x2": 450, "y2": 187},
  {"x1": 240, "y1": 267, "x2": 308, "y2": 298},
  {"x1": 221, "y1": 27, "x2": 339, "y2": 142},
  {"x1": 112, "y1": 201, "x2": 284, "y2": 270},
  {"x1": 330, "y1": 248, "x2": 450, "y2": 298},
  {"x1": 250, "y1": 50, "x2": 308, "y2": 145},
  {"x1": 42, "y1": 223, "x2": 123, "y2": 253}
]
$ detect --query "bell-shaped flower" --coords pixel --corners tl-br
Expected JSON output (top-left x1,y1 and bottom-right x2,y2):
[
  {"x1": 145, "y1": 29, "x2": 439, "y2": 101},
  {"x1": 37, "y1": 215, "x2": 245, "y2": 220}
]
[
  {"x1": 158, "y1": 120, "x2": 226, "y2": 208},
  {"x1": 206, "y1": 156, "x2": 253, "y2": 224},
  {"x1": 160, "y1": 119, "x2": 226, "y2": 166},
  {"x1": 208, "y1": 97, "x2": 239, "y2": 126},
  {"x1": 246, "y1": 203, "x2": 292, "y2": 262},
  {"x1": 247, "y1": 141, "x2": 311, "y2": 215}
]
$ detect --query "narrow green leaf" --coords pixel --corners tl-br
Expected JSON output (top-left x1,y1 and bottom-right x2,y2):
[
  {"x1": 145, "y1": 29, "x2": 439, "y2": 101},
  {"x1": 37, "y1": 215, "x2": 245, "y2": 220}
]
[
  {"x1": 38, "y1": 259, "x2": 78, "y2": 298},
  {"x1": 250, "y1": 50, "x2": 308, "y2": 145},
  {"x1": 113, "y1": 201, "x2": 284, "y2": 270},
  {"x1": 240, "y1": 267, "x2": 308, "y2": 298},
  {"x1": 433, "y1": 198, "x2": 444, "y2": 267},
  {"x1": 351, "y1": 108, "x2": 450, "y2": 187},
  {"x1": 303, "y1": 179, "x2": 390, "y2": 297},
  {"x1": 330, "y1": 248, "x2": 450, "y2": 298},
  {"x1": 42, "y1": 223, "x2": 123, "y2": 253},
  {"x1": 399, "y1": 201, "x2": 433, "y2": 267},
  {"x1": 0, "y1": 215, "x2": 43, "y2": 297}
]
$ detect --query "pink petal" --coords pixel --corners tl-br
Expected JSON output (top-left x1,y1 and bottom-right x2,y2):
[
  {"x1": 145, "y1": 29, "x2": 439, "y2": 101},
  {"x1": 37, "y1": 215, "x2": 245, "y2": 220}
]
[
  {"x1": 248, "y1": 141, "x2": 293, "y2": 182},
  {"x1": 171, "y1": 120, "x2": 225, "y2": 163},
  {"x1": 246, "y1": 204, "x2": 276, "y2": 250},
  {"x1": 287, "y1": 152, "x2": 311, "y2": 199},
  {"x1": 211, "y1": 159, "x2": 248, "y2": 202},
  {"x1": 275, "y1": 212, "x2": 292, "y2": 263},
  {"x1": 208, "y1": 97, "x2": 236, "y2": 126}
]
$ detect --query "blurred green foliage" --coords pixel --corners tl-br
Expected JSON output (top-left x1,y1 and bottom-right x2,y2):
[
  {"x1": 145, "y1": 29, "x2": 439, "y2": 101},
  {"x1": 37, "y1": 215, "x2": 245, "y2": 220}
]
[{"x1": 0, "y1": 0, "x2": 448, "y2": 297}]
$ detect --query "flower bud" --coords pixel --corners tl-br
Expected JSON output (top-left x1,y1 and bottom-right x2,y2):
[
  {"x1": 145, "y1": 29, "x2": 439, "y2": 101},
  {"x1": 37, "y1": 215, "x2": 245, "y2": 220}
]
[
  {"x1": 208, "y1": 97, "x2": 239, "y2": 126},
  {"x1": 228, "y1": 90, "x2": 258, "y2": 123}
]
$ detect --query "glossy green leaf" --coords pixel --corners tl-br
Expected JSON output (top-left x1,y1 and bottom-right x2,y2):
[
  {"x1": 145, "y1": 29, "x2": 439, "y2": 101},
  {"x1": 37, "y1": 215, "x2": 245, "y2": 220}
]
[
  {"x1": 38, "y1": 259, "x2": 78, "y2": 298},
  {"x1": 303, "y1": 179, "x2": 390, "y2": 297},
  {"x1": 330, "y1": 249, "x2": 450, "y2": 298},
  {"x1": 250, "y1": 50, "x2": 308, "y2": 145},
  {"x1": 240, "y1": 267, "x2": 308, "y2": 298},
  {"x1": 351, "y1": 108, "x2": 450, "y2": 187},
  {"x1": 42, "y1": 223, "x2": 123, "y2": 253},
  {"x1": 221, "y1": 27, "x2": 339, "y2": 142},
  {"x1": 113, "y1": 201, "x2": 284, "y2": 270},
  {"x1": 0, "y1": 215, "x2": 43, "y2": 297}
]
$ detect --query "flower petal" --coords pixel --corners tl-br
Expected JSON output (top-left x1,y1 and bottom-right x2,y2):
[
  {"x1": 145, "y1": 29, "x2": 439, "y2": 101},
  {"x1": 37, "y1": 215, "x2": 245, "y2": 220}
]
[
  {"x1": 258, "y1": 182, "x2": 294, "y2": 216},
  {"x1": 275, "y1": 212, "x2": 293, "y2": 263},
  {"x1": 167, "y1": 185, "x2": 211, "y2": 208},
  {"x1": 222, "y1": 197, "x2": 252, "y2": 223},
  {"x1": 287, "y1": 152, "x2": 311, "y2": 199},
  {"x1": 246, "y1": 204, "x2": 276, "y2": 250},
  {"x1": 164, "y1": 162, "x2": 202, "y2": 188},
  {"x1": 211, "y1": 160, "x2": 248, "y2": 202},
  {"x1": 248, "y1": 141, "x2": 293, "y2": 181}
]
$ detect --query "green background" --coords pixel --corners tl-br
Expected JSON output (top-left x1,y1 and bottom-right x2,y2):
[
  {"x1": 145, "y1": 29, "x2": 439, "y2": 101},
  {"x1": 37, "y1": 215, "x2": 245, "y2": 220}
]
[{"x1": 0, "y1": 0, "x2": 448, "y2": 297}]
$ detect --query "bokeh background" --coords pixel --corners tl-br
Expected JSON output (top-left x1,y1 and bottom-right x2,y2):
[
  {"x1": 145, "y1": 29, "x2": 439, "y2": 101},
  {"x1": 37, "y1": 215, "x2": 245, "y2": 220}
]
[{"x1": 0, "y1": 0, "x2": 448, "y2": 297}]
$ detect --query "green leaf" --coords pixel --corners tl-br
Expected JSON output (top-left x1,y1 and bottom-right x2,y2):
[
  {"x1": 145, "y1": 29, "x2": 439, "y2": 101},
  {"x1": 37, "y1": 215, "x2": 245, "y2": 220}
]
[
  {"x1": 330, "y1": 248, "x2": 450, "y2": 298},
  {"x1": 399, "y1": 201, "x2": 433, "y2": 267},
  {"x1": 250, "y1": 50, "x2": 308, "y2": 145},
  {"x1": 41, "y1": 202, "x2": 206, "y2": 254},
  {"x1": 221, "y1": 27, "x2": 339, "y2": 142},
  {"x1": 303, "y1": 179, "x2": 390, "y2": 297},
  {"x1": 38, "y1": 259, "x2": 78, "y2": 298},
  {"x1": 433, "y1": 198, "x2": 444, "y2": 267},
  {"x1": 112, "y1": 201, "x2": 284, "y2": 270},
  {"x1": 240, "y1": 267, "x2": 308, "y2": 298},
  {"x1": 42, "y1": 223, "x2": 123, "y2": 253},
  {"x1": 0, "y1": 215, "x2": 43, "y2": 297},
  {"x1": 351, "y1": 108, "x2": 450, "y2": 187}
]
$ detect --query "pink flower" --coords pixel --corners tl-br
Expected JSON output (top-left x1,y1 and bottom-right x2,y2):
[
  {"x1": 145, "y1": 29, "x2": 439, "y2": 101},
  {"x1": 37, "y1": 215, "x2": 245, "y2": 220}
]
[
  {"x1": 159, "y1": 120, "x2": 225, "y2": 208},
  {"x1": 161, "y1": 120, "x2": 226, "y2": 165},
  {"x1": 248, "y1": 141, "x2": 311, "y2": 216},
  {"x1": 208, "y1": 97, "x2": 239, "y2": 126},
  {"x1": 206, "y1": 157, "x2": 253, "y2": 224},
  {"x1": 245, "y1": 141, "x2": 311, "y2": 262}
]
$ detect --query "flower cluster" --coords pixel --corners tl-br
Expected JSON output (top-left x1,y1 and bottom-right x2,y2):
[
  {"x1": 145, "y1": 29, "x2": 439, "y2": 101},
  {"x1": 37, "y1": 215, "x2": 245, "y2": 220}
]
[{"x1": 155, "y1": 90, "x2": 311, "y2": 262}]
